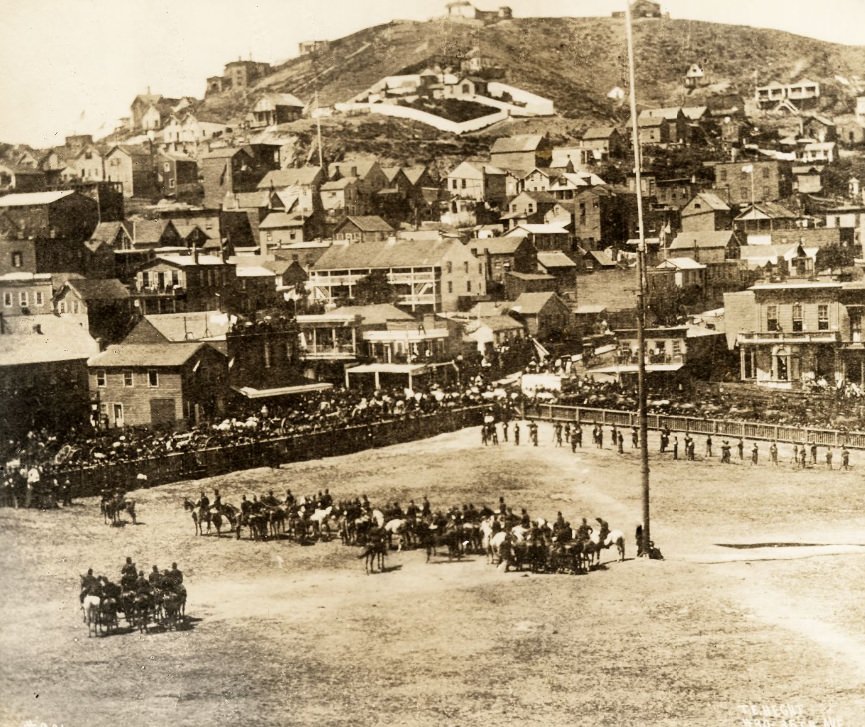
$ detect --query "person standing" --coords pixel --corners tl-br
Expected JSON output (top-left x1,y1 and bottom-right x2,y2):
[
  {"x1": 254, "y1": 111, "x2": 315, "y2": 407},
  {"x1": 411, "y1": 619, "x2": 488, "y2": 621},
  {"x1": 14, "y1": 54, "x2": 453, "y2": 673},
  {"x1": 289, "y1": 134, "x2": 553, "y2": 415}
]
[
  {"x1": 530, "y1": 421, "x2": 539, "y2": 447},
  {"x1": 705, "y1": 435, "x2": 713, "y2": 458},
  {"x1": 501, "y1": 420, "x2": 509, "y2": 443},
  {"x1": 513, "y1": 422, "x2": 520, "y2": 446},
  {"x1": 573, "y1": 423, "x2": 582, "y2": 449},
  {"x1": 769, "y1": 442, "x2": 778, "y2": 466},
  {"x1": 841, "y1": 445, "x2": 850, "y2": 471},
  {"x1": 751, "y1": 442, "x2": 758, "y2": 466},
  {"x1": 25, "y1": 464, "x2": 40, "y2": 509},
  {"x1": 799, "y1": 447, "x2": 807, "y2": 469},
  {"x1": 737, "y1": 438, "x2": 744, "y2": 461},
  {"x1": 672, "y1": 436, "x2": 679, "y2": 461},
  {"x1": 631, "y1": 426, "x2": 638, "y2": 449},
  {"x1": 617, "y1": 430, "x2": 624, "y2": 454},
  {"x1": 810, "y1": 441, "x2": 818, "y2": 465},
  {"x1": 792, "y1": 444, "x2": 799, "y2": 466},
  {"x1": 554, "y1": 422, "x2": 563, "y2": 447},
  {"x1": 825, "y1": 448, "x2": 833, "y2": 470}
]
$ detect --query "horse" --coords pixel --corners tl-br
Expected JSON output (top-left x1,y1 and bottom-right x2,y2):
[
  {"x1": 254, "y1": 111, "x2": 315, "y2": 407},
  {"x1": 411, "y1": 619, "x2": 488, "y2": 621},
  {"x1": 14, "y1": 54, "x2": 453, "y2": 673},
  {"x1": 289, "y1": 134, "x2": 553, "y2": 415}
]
[
  {"x1": 103, "y1": 495, "x2": 136, "y2": 526},
  {"x1": 309, "y1": 505, "x2": 334, "y2": 541},
  {"x1": 418, "y1": 520, "x2": 462, "y2": 562},
  {"x1": 383, "y1": 518, "x2": 408, "y2": 551},
  {"x1": 588, "y1": 529, "x2": 626, "y2": 565},
  {"x1": 183, "y1": 498, "x2": 202, "y2": 535},
  {"x1": 81, "y1": 594, "x2": 102, "y2": 637},
  {"x1": 357, "y1": 527, "x2": 388, "y2": 574},
  {"x1": 131, "y1": 593, "x2": 153, "y2": 633},
  {"x1": 160, "y1": 591, "x2": 184, "y2": 630}
]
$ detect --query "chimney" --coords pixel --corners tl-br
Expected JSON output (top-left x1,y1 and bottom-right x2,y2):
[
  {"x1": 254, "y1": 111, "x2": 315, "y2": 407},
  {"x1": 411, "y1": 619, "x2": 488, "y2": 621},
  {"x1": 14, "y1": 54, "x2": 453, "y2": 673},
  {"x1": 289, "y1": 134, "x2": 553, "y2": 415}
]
[{"x1": 192, "y1": 243, "x2": 199, "y2": 264}]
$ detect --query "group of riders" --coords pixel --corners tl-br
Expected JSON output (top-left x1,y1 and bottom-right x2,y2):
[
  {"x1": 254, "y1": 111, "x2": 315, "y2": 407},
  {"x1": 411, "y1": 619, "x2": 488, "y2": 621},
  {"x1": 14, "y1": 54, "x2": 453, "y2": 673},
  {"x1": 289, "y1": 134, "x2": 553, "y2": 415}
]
[
  {"x1": 177, "y1": 483, "x2": 641, "y2": 574},
  {"x1": 185, "y1": 487, "x2": 335, "y2": 541},
  {"x1": 79, "y1": 557, "x2": 186, "y2": 635}
]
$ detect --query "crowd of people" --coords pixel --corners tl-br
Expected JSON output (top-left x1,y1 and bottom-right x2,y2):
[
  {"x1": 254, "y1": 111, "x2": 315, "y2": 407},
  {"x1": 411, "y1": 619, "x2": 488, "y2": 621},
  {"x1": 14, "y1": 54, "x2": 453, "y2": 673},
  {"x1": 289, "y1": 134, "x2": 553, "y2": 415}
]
[{"x1": 1, "y1": 379, "x2": 519, "y2": 507}]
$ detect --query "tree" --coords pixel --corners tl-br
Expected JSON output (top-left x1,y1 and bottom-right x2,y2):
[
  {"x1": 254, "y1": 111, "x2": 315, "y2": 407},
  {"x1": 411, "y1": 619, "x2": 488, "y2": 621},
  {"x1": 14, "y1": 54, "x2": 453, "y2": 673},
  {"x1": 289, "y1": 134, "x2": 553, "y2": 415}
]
[
  {"x1": 816, "y1": 243, "x2": 855, "y2": 274},
  {"x1": 647, "y1": 284, "x2": 703, "y2": 326},
  {"x1": 353, "y1": 270, "x2": 399, "y2": 305}
]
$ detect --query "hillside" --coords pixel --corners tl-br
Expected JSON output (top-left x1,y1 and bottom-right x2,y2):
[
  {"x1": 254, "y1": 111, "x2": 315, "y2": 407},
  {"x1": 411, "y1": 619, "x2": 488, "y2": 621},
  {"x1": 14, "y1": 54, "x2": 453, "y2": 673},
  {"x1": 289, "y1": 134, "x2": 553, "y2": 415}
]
[{"x1": 201, "y1": 15, "x2": 865, "y2": 131}]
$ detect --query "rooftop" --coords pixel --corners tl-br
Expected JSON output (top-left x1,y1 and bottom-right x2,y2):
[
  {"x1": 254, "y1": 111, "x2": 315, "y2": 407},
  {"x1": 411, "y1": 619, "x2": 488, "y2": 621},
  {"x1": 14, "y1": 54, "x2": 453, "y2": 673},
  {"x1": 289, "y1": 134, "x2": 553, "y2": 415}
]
[{"x1": 88, "y1": 342, "x2": 222, "y2": 368}]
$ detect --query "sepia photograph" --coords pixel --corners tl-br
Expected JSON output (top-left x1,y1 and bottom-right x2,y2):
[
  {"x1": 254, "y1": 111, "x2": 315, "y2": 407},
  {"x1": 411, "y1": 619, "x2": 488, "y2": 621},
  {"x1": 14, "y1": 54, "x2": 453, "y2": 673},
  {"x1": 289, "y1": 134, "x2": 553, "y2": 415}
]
[{"x1": 1, "y1": 1, "x2": 865, "y2": 724}]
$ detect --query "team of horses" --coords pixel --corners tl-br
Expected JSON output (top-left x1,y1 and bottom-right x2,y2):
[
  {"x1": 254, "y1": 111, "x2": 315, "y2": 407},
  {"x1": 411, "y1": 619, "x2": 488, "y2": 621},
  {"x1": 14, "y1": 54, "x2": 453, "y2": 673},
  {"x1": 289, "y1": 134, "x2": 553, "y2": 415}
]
[
  {"x1": 80, "y1": 571, "x2": 186, "y2": 637},
  {"x1": 182, "y1": 498, "x2": 334, "y2": 542}
]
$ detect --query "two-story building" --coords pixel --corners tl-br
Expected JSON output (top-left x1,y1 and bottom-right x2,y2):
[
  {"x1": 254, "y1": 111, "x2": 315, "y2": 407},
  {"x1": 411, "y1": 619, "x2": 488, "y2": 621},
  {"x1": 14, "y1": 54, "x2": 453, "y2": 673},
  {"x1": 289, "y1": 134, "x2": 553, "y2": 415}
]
[
  {"x1": 489, "y1": 134, "x2": 552, "y2": 172},
  {"x1": 680, "y1": 192, "x2": 733, "y2": 232},
  {"x1": 333, "y1": 215, "x2": 395, "y2": 243},
  {"x1": 0, "y1": 272, "x2": 54, "y2": 316},
  {"x1": 132, "y1": 252, "x2": 235, "y2": 315},
  {"x1": 87, "y1": 342, "x2": 228, "y2": 428},
  {"x1": 469, "y1": 236, "x2": 537, "y2": 284},
  {"x1": 309, "y1": 237, "x2": 486, "y2": 312},
  {"x1": 54, "y1": 277, "x2": 133, "y2": 345},
  {"x1": 713, "y1": 160, "x2": 793, "y2": 205},
  {"x1": 104, "y1": 145, "x2": 158, "y2": 198},
  {"x1": 725, "y1": 281, "x2": 865, "y2": 389}
]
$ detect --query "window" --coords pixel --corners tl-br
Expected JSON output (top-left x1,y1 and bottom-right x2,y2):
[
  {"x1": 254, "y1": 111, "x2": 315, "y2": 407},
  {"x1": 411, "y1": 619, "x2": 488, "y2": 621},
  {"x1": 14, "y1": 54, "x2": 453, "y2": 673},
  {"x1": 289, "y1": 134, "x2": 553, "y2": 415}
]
[
  {"x1": 2, "y1": 292, "x2": 11, "y2": 306},
  {"x1": 762, "y1": 167, "x2": 770, "y2": 179},
  {"x1": 263, "y1": 342, "x2": 271, "y2": 368},
  {"x1": 11, "y1": 251, "x2": 23, "y2": 268},
  {"x1": 767, "y1": 304, "x2": 779, "y2": 331},
  {"x1": 18, "y1": 291, "x2": 28, "y2": 306},
  {"x1": 148, "y1": 370, "x2": 159, "y2": 387},
  {"x1": 164, "y1": 162, "x2": 171, "y2": 172},
  {"x1": 466, "y1": 280, "x2": 472, "y2": 292},
  {"x1": 478, "y1": 263, "x2": 483, "y2": 275},
  {"x1": 792, "y1": 302, "x2": 803, "y2": 332},
  {"x1": 461, "y1": 179, "x2": 466, "y2": 189},
  {"x1": 124, "y1": 372, "x2": 134, "y2": 387},
  {"x1": 58, "y1": 301, "x2": 66, "y2": 314},
  {"x1": 35, "y1": 291, "x2": 43, "y2": 306},
  {"x1": 447, "y1": 261, "x2": 452, "y2": 274},
  {"x1": 447, "y1": 281, "x2": 453, "y2": 294},
  {"x1": 169, "y1": 179, "x2": 175, "y2": 189},
  {"x1": 818, "y1": 304, "x2": 829, "y2": 331},
  {"x1": 743, "y1": 349, "x2": 756, "y2": 379},
  {"x1": 96, "y1": 370, "x2": 106, "y2": 387},
  {"x1": 464, "y1": 261, "x2": 469, "y2": 274}
]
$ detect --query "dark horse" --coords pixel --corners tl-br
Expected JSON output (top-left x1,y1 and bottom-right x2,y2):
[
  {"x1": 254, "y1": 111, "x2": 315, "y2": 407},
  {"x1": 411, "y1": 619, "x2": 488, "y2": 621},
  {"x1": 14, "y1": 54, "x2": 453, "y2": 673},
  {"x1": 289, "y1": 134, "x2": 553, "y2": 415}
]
[
  {"x1": 357, "y1": 526, "x2": 388, "y2": 574},
  {"x1": 102, "y1": 494, "x2": 136, "y2": 526}
]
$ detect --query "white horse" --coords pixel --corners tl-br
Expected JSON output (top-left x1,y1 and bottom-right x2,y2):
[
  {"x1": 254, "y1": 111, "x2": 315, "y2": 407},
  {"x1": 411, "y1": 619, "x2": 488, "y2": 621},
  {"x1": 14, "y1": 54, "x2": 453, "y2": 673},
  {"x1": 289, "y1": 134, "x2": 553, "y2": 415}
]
[
  {"x1": 510, "y1": 524, "x2": 530, "y2": 542},
  {"x1": 489, "y1": 531, "x2": 509, "y2": 566},
  {"x1": 81, "y1": 594, "x2": 102, "y2": 637},
  {"x1": 589, "y1": 529, "x2": 626, "y2": 564},
  {"x1": 384, "y1": 518, "x2": 407, "y2": 551},
  {"x1": 309, "y1": 505, "x2": 334, "y2": 538}
]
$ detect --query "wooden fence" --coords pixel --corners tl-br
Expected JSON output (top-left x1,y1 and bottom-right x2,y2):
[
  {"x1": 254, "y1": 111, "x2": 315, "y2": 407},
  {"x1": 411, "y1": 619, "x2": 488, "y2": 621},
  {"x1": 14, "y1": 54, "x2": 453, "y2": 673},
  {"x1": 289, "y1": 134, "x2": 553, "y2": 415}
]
[
  {"x1": 523, "y1": 404, "x2": 865, "y2": 449},
  {"x1": 61, "y1": 406, "x2": 485, "y2": 499}
]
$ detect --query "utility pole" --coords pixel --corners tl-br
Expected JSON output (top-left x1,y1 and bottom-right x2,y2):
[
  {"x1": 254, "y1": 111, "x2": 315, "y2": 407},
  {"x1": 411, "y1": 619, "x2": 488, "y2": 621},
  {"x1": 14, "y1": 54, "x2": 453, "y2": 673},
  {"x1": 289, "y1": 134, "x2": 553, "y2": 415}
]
[{"x1": 624, "y1": 0, "x2": 652, "y2": 558}]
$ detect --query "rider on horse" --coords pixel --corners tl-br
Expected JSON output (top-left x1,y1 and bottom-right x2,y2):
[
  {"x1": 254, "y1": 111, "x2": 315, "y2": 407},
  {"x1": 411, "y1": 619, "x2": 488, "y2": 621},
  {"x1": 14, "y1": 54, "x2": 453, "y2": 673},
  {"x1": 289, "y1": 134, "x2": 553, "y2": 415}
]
[
  {"x1": 596, "y1": 517, "x2": 610, "y2": 543},
  {"x1": 80, "y1": 568, "x2": 99, "y2": 603}
]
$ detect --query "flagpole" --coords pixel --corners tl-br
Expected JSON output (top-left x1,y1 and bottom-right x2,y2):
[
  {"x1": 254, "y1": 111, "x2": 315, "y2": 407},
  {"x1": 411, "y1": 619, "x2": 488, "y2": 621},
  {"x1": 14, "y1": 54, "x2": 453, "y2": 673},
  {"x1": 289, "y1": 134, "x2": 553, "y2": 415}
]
[{"x1": 624, "y1": 0, "x2": 652, "y2": 558}]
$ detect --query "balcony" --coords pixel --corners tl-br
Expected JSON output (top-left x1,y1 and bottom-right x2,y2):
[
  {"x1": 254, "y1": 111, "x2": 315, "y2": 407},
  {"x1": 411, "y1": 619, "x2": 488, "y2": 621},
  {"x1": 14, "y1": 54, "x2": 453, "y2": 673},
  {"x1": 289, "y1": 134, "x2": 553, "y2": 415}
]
[
  {"x1": 133, "y1": 285, "x2": 186, "y2": 297},
  {"x1": 737, "y1": 330, "x2": 840, "y2": 345}
]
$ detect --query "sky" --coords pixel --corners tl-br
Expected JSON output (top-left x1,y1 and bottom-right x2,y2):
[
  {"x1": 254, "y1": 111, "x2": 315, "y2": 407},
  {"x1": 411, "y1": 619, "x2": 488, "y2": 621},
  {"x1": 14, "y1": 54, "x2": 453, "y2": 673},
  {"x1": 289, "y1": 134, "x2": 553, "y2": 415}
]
[{"x1": 1, "y1": 0, "x2": 863, "y2": 149}]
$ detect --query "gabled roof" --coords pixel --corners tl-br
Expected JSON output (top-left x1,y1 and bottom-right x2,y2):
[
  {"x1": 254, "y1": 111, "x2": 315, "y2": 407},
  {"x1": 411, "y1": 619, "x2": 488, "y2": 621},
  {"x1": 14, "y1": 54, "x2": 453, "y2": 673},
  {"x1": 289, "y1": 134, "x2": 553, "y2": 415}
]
[
  {"x1": 470, "y1": 237, "x2": 525, "y2": 254},
  {"x1": 637, "y1": 116, "x2": 664, "y2": 128},
  {"x1": 153, "y1": 253, "x2": 227, "y2": 267},
  {"x1": 321, "y1": 177, "x2": 359, "y2": 191},
  {"x1": 259, "y1": 212, "x2": 306, "y2": 229},
  {"x1": 89, "y1": 342, "x2": 222, "y2": 368},
  {"x1": 537, "y1": 250, "x2": 577, "y2": 269},
  {"x1": 330, "y1": 303, "x2": 414, "y2": 326},
  {"x1": 402, "y1": 166, "x2": 430, "y2": 185},
  {"x1": 381, "y1": 167, "x2": 404, "y2": 184},
  {"x1": 0, "y1": 315, "x2": 99, "y2": 366},
  {"x1": 337, "y1": 215, "x2": 394, "y2": 233},
  {"x1": 64, "y1": 278, "x2": 130, "y2": 301},
  {"x1": 448, "y1": 160, "x2": 505, "y2": 177},
  {"x1": 235, "y1": 265, "x2": 276, "y2": 278},
  {"x1": 328, "y1": 159, "x2": 379, "y2": 180},
  {"x1": 132, "y1": 219, "x2": 176, "y2": 245},
  {"x1": 640, "y1": 107, "x2": 683, "y2": 121},
  {"x1": 735, "y1": 202, "x2": 800, "y2": 221},
  {"x1": 683, "y1": 192, "x2": 730, "y2": 213},
  {"x1": 139, "y1": 311, "x2": 229, "y2": 342},
  {"x1": 506, "y1": 272, "x2": 555, "y2": 282},
  {"x1": 0, "y1": 191, "x2": 74, "y2": 207},
  {"x1": 584, "y1": 250, "x2": 616, "y2": 267},
  {"x1": 582, "y1": 126, "x2": 618, "y2": 140},
  {"x1": 313, "y1": 238, "x2": 463, "y2": 270},
  {"x1": 681, "y1": 106, "x2": 708, "y2": 120},
  {"x1": 229, "y1": 190, "x2": 273, "y2": 209},
  {"x1": 491, "y1": 134, "x2": 546, "y2": 154},
  {"x1": 200, "y1": 147, "x2": 249, "y2": 160},
  {"x1": 91, "y1": 221, "x2": 133, "y2": 245},
  {"x1": 657, "y1": 256, "x2": 706, "y2": 270},
  {"x1": 109, "y1": 143, "x2": 152, "y2": 159},
  {"x1": 258, "y1": 167, "x2": 322, "y2": 189},
  {"x1": 468, "y1": 300, "x2": 516, "y2": 317},
  {"x1": 506, "y1": 223, "x2": 569, "y2": 235},
  {"x1": 512, "y1": 291, "x2": 564, "y2": 315},
  {"x1": 513, "y1": 190, "x2": 558, "y2": 205},
  {"x1": 668, "y1": 231, "x2": 738, "y2": 250},
  {"x1": 257, "y1": 92, "x2": 304, "y2": 108}
]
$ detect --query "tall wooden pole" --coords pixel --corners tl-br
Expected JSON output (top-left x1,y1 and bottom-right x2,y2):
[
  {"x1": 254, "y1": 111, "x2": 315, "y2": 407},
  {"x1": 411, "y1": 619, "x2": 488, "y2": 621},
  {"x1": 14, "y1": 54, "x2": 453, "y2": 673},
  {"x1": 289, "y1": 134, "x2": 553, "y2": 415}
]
[{"x1": 624, "y1": 0, "x2": 651, "y2": 556}]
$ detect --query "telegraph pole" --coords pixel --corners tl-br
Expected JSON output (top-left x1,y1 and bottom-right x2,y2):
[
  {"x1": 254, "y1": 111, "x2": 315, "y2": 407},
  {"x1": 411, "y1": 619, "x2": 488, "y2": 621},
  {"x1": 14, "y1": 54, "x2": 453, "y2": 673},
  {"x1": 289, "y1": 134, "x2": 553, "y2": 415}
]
[{"x1": 624, "y1": 0, "x2": 652, "y2": 557}]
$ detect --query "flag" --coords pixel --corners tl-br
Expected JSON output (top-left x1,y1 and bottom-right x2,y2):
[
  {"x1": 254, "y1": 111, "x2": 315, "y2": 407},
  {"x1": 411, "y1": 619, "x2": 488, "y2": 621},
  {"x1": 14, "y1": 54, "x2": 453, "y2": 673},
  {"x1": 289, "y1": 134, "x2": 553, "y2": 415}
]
[
  {"x1": 283, "y1": 288, "x2": 300, "y2": 302},
  {"x1": 228, "y1": 357, "x2": 235, "y2": 369},
  {"x1": 741, "y1": 164, "x2": 753, "y2": 173}
]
